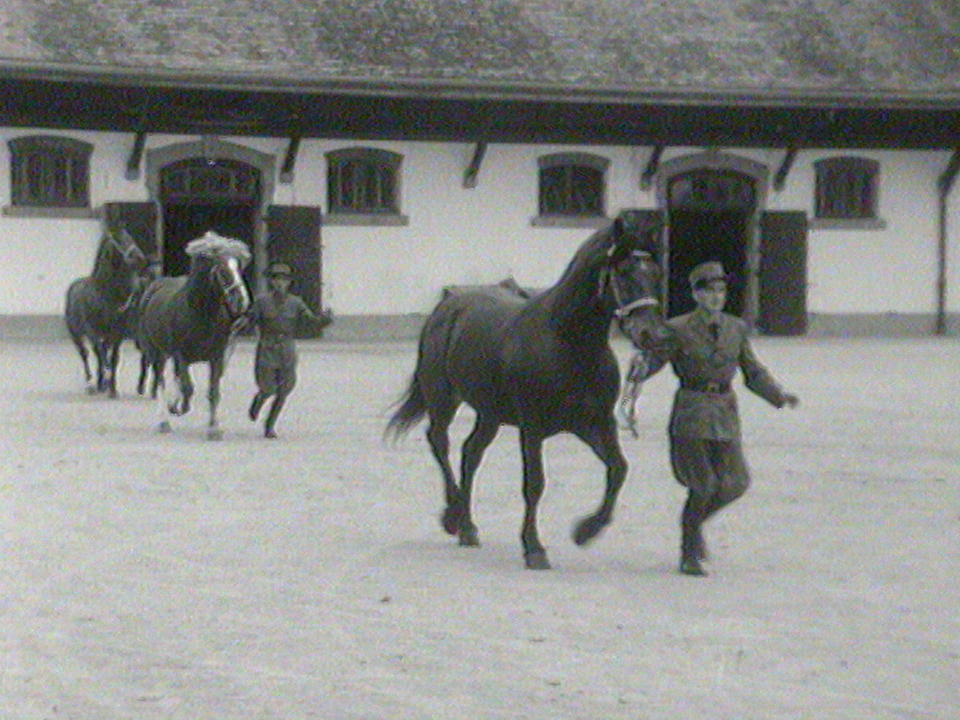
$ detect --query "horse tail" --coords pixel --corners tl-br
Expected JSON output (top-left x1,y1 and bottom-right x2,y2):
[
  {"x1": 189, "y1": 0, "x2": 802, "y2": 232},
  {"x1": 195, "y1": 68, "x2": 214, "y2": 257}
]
[
  {"x1": 385, "y1": 373, "x2": 427, "y2": 440},
  {"x1": 386, "y1": 294, "x2": 461, "y2": 441}
]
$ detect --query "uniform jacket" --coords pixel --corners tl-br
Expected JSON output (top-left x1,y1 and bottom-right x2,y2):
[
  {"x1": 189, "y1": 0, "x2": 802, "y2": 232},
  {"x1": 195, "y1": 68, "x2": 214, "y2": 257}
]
[
  {"x1": 645, "y1": 309, "x2": 789, "y2": 440},
  {"x1": 249, "y1": 291, "x2": 318, "y2": 368}
]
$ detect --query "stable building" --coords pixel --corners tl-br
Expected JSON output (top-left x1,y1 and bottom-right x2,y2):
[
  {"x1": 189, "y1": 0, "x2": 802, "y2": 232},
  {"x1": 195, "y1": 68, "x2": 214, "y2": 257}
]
[{"x1": 1, "y1": 0, "x2": 959, "y2": 339}]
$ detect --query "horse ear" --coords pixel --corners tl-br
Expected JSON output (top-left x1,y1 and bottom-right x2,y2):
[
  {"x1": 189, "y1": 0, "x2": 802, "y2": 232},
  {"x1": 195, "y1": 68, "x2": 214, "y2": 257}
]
[{"x1": 608, "y1": 215, "x2": 634, "y2": 262}]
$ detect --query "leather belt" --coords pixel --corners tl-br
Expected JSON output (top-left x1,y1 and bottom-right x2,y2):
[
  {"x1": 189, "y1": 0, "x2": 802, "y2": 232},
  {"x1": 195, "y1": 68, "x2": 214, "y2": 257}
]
[{"x1": 681, "y1": 379, "x2": 731, "y2": 394}]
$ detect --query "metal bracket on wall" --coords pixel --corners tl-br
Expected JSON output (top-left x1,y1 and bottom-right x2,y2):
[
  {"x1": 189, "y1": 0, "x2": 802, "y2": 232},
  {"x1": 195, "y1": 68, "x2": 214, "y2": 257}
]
[
  {"x1": 463, "y1": 141, "x2": 487, "y2": 189},
  {"x1": 125, "y1": 132, "x2": 147, "y2": 181},
  {"x1": 280, "y1": 137, "x2": 301, "y2": 185},
  {"x1": 773, "y1": 148, "x2": 798, "y2": 191},
  {"x1": 640, "y1": 145, "x2": 664, "y2": 190}
]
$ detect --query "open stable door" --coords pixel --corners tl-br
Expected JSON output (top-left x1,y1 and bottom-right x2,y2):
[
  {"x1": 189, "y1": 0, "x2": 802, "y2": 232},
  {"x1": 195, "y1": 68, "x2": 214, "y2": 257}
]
[
  {"x1": 758, "y1": 211, "x2": 808, "y2": 336},
  {"x1": 266, "y1": 205, "x2": 325, "y2": 338}
]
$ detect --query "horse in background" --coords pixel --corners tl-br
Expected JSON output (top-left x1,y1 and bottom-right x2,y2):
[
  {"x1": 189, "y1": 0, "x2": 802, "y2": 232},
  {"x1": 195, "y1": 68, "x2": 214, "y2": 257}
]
[
  {"x1": 387, "y1": 213, "x2": 672, "y2": 569},
  {"x1": 137, "y1": 232, "x2": 251, "y2": 440},
  {"x1": 119, "y1": 255, "x2": 164, "y2": 399},
  {"x1": 65, "y1": 228, "x2": 148, "y2": 397}
]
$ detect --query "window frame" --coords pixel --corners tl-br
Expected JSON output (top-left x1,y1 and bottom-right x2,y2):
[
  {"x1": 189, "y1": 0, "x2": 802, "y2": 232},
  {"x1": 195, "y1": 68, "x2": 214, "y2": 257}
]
[
  {"x1": 324, "y1": 147, "x2": 408, "y2": 226},
  {"x1": 811, "y1": 156, "x2": 885, "y2": 230},
  {"x1": 533, "y1": 152, "x2": 610, "y2": 228},
  {"x1": 4, "y1": 135, "x2": 95, "y2": 218}
]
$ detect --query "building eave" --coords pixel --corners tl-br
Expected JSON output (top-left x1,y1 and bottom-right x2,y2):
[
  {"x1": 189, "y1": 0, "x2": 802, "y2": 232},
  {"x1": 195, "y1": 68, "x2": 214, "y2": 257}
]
[
  {"x1": 1, "y1": 62, "x2": 958, "y2": 150},
  {"x1": 1, "y1": 60, "x2": 958, "y2": 111}
]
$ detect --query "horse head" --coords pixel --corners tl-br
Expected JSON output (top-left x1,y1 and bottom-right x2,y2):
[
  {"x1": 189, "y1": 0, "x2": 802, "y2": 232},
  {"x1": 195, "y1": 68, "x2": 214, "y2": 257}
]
[
  {"x1": 102, "y1": 228, "x2": 148, "y2": 274},
  {"x1": 210, "y1": 254, "x2": 251, "y2": 318},
  {"x1": 186, "y1": 232, "x2": 252, "y2": 319},
  {"x1": 601, "y1": 213, "x2": 674, "y2": 351}
]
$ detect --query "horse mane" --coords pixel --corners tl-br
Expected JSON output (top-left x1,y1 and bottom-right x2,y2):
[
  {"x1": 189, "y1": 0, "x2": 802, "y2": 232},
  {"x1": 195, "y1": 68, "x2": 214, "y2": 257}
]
[
  {"x1": 185, "y1": 231, "x2": 251, "y2": 268},
  {"x1": 537, "y1": 214, "x2": 662, "y2": 332},
  {"x1": 553, "y1": 223, "x2": 619, "y2": 287}
]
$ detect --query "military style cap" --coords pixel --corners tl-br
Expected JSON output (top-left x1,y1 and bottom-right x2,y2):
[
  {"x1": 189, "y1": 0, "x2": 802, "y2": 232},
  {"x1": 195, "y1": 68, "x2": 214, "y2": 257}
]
[
  {"x1": 266, "y1": 262, "x2": 293, "y2": 278},
  {"x1": 689, "y1": 261, "x2": 730, "y2": 289}
]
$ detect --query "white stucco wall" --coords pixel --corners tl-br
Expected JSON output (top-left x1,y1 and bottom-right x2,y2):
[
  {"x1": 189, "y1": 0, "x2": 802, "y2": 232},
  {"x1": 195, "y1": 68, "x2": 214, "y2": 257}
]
[{"x1": 0, "y1": 129, "x2": 957, "y2": 324}]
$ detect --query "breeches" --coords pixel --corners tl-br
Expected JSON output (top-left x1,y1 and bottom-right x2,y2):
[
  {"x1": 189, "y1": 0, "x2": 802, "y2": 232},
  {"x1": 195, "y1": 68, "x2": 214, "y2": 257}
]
[
  {"x1": 255, "y1": 360, "x2": 297, "y2": 396},
  {"x1": 669, "y1": 436, "x2": 750, "y2": 501}
]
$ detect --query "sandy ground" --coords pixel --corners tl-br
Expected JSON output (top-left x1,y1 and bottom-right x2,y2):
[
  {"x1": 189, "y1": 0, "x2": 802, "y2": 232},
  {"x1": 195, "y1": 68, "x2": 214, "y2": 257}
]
[{"x1": 1, "y1": 335, "x2": 958, "y2": 720}]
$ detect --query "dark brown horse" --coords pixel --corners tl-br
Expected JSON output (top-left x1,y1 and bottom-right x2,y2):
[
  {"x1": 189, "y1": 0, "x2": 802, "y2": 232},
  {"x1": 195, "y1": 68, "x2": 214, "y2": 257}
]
[
  {"x1": 137, "y1": 233, "x2": 251, "y2": 440},
  {"x1": 387, "y1": 214, "x2": 670, "y2": 569},
  {"x1": 65, "y1": 228, "x2": 147, "y2": 397}
]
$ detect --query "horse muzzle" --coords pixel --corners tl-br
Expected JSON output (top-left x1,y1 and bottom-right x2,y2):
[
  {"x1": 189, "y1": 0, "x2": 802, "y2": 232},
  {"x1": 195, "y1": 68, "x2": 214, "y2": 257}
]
[
  {"x1": 618, "y1": 306, "x2": 674, "y2": 352},
  {"x1": 225, "y1": 286, "x2": 251, "y2": 318}
]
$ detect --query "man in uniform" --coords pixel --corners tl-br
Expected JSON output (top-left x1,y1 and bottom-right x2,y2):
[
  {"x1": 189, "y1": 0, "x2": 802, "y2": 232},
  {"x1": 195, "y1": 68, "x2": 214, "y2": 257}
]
[
  {"x1": 642, "y1": 261, "x2": 799, "y2": 576},
  {"x1": 246, "y1": 262, "x2": 333, "y2": 438}
]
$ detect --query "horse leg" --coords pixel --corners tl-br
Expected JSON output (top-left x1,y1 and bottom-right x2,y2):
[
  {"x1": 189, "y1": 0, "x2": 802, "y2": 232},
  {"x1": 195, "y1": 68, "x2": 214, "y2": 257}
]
[
  {"x1": 572, "y1": 420, "x2": 628, "y2": 547},
  {"x1": 94, "y1": 339, "x2": 110, "y2": 394},
  {"x1": 153, "y1": 357, "x2": 172, "y2": 433},
  {"x1": 424, "y1": 399, "x2": 462, "y2": 537},
  {"x1": 456, "y1": 414, "x2": 500, "y2": 547},
  {"x1": 137, "y1": 349, "x2": 148, "y2": 396},
  {"x1": 206, "y1": 359, "x2": 224, "y2": 440},
  {"x1": 169, "y1": 358, "x2": 193, "y2": 417},
  {"x1": 519, "y1": 428, "x2": 550, "y2": 570},
  {"x1": 149, "y1": 355, "x2": 162, "y2": 399},
  {"x1": 72, "y1": 334, "x2": 95, "y2": 393},
  {"x1": 106, "y1": 340, "x2": 121, "y2": 398}
]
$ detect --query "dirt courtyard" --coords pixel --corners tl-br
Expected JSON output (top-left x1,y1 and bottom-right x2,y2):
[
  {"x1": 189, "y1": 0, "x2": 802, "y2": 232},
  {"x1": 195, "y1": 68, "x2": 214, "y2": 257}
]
[{"x1": 1, "y1": 335, "x2": 958, "y2": 720}]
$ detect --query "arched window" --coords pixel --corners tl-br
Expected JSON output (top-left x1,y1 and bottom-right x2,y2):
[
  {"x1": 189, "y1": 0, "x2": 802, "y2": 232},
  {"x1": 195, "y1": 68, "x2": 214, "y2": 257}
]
[
  {"x1": 326, "y1": 147, "x2": 405, "y2": 224},
  {"x1": 8, "y1": 135, "x2": 92, "y2": 209},
  {"x1": 537, "y1": 152, "x2": 608, "y2": 221},
  {"x1": 814, "y1": 156, "x2": 880, "y2": 222}
]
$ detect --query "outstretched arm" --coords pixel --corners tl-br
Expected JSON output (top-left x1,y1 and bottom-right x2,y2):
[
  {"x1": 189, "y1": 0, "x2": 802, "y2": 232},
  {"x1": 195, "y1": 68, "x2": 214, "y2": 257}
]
[{"x1": 740, "y1": 338, "x2": 799, "y2": 408}]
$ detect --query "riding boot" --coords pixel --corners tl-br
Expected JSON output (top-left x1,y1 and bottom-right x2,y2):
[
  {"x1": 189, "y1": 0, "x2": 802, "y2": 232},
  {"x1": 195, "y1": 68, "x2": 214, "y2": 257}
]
[
  {"x1": 264, "y1": 394, "x2": 287, "y2": 438},
  {"x1": 679, "y1": 497, "x2": 708, "y2": 576},
  {"x1": 680, "y1": 527, "x2": 707, "y2": 576},
  {"x1": 248, "y1": 392, "x2": 266, "y2": 421}
]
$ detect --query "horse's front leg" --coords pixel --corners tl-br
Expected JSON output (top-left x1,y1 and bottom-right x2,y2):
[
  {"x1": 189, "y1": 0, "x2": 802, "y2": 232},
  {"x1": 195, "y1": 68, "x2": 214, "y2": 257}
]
[
  {"x1": 70, "y1": 333, "x2": 96, "y2": 393},
  {"x1": 519, "y1": 428, "x2": 550, "y2": 570},
  {"x1": 153, "y1": 356, "x2": 172, "y2": 433},
  {"x1": 105, "y1": 340, "x2": 121, "y2": 398},
  {"x1": 572, "y1": 419, "x2": 628, "y2": 547},
  {"x1": 168, "y1": 357, "x2": 193, "y2": 417},
  {"x1": 94, "y1": 339, "x2": 110, "y2": 394},
  {"x1": 206, "y1": 358, "x2": 224, "y2": 440}
]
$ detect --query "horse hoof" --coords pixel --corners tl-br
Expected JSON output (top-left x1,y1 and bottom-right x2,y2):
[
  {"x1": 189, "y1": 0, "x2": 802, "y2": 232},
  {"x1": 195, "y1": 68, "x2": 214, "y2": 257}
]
[
  {"x1": 207, "y1": 428, "x2": 224, "y2": 441},
  {"x1": 572, "y1": 515, "x2": 607, "y2": 546},
  {"x1": 441, "y1": 506, "x2": 461, "y2": 536},
  {"x1": 157, "y1": 421, "x2": 172, "y2": 434},
  {"x1": 458, "y1": 527, "x2": 481, "y2": 547},
  {"x1": 524, "y1": 550, "x2": 551, "y2": 570},
  {"x1": 679, "y1": 557, "x2": 708, "y2": 577}
]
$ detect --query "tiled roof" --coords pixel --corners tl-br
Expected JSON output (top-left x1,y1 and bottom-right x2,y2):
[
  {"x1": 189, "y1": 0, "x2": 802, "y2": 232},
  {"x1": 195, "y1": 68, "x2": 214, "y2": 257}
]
[{"x1": 1, "y1": 0, "x2": 959, "y2": 104}]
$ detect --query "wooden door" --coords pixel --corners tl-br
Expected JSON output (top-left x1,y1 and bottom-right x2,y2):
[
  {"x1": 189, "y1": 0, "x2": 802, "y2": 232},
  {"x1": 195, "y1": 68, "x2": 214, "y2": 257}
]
[
  {"x1": 266, "y1": 205, "x2": 325, "y2": 338},
  {"x1": 758, "y1": 211, "x2": 808, "y2": 335}
]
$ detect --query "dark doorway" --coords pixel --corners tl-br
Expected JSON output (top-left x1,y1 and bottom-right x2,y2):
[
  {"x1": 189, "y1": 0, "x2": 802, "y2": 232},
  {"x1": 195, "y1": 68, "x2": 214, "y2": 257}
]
[
  {"x1": 162, "y1": 202, "x2": 256, "y2": 281},
  {"x1": 667, "y1": 209, "x2": 748, "y2": 317},
  {"x1": 665, "y1": 168, "x2": 756, "y2": 318},
  {"x1": 158, "y1": 158, "x2": 260, "y2": 282}
]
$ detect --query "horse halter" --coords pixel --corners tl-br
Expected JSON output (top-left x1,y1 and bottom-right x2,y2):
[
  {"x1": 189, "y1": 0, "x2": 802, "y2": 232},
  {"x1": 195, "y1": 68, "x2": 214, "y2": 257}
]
[
  {"x1": 211, "y1": 256, "x2": 251, "y2": 317},
  {"x1": 599, "y1": 250, "x2": 661, "y2": 320},
  {"x1": 103, "y1": 229, "x2": 144, "y2": 265}
]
